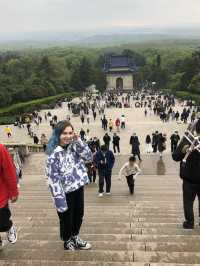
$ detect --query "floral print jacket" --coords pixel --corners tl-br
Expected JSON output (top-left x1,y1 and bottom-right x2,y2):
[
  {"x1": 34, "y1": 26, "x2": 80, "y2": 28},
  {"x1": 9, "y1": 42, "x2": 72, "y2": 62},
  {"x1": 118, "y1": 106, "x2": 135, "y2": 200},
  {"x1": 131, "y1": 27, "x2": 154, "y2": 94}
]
[{"x1": 46, "y1": 139, "x2": 92, "y2": 212}]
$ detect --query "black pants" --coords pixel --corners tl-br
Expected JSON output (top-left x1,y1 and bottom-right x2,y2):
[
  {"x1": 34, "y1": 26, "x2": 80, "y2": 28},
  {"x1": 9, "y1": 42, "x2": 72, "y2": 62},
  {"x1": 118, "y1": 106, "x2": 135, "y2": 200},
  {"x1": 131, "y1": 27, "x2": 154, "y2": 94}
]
[
  {"x1": 113, "y1": 144, "x2": 120, "y2": 153},
  {"x1": 0, "y1": 205, "x2": 13, "y2": 232},
  {"x1": 43, "y1": 144, "x2": 47, "y2": 152},
  {"x1": 171, "y1": 142, "x2": 178, "y2": 153},
  {"x1": 99, "y1": 170, "x2": 112, "y2": 193},
  {"x1": 121, "y1": 122, "x2": 125, "y2": 129},
  {"x1": 126, "y1": 175, "x2": 135, "y2": 194},
  {"x1": 57, "y1": 186, "x2": 84, "y2": 242},
  {"x1": 183, "y1": 180, "x2": 200, "y2": 225},
  {"x1": 153, "y1": 144, "x2": 158, "y2": 153},
  {"x1": 132, "y1": 151, "x2": 141, "y2": 161},
  {"x1": 105, "y1": 142, "x2": 110, "y2": 150},
  {"x1": 88, "y1": 169, "x2": 97, "y2": 183}
]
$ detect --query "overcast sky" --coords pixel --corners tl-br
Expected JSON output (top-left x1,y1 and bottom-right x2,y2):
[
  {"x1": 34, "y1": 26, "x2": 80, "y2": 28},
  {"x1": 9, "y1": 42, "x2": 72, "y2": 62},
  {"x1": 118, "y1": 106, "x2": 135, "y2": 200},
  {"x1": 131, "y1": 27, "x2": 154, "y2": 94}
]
[{"x1": 1, "y1": 0, "x2": 200, "y2": 33}]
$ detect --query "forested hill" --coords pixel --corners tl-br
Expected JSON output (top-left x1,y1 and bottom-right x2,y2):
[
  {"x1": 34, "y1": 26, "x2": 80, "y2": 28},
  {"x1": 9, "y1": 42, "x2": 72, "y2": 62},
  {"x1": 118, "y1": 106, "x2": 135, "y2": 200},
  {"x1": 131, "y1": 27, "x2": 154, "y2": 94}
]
[{"x1": 0, "y1": 41, "x2": 200, "y2": 108}]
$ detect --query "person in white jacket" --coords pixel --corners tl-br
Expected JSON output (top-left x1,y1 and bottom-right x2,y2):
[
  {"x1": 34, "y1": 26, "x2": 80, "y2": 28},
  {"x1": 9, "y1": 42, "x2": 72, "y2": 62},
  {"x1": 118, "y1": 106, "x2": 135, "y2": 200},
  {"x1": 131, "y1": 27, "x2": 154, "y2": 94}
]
[{"x1": 119, "y1": 156, "x2": 141, "y2": 194}]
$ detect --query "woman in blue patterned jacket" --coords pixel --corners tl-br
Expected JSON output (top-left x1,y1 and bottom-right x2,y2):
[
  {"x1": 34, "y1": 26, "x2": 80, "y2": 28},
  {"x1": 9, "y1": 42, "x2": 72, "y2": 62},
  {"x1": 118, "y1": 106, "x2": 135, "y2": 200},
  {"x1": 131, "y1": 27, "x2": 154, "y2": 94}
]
[{"x1": 46, "y1": 120, "x2": 93, "y2": 250}]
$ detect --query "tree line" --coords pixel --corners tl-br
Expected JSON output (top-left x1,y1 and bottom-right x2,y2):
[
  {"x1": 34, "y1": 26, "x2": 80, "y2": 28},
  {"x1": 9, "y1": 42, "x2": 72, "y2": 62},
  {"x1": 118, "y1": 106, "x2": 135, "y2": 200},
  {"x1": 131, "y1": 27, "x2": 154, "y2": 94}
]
[{"x1": 0, "y1": 45, "x2": 200, "y2": 108}]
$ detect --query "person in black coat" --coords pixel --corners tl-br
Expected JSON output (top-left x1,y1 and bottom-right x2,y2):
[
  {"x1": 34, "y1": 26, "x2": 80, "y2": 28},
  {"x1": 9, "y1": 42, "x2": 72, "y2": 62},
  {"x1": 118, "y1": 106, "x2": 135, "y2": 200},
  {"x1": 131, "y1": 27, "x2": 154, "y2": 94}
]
[
  {"x1": 113, "y1": 133, "x2": 120, "y2": 154},
  {"x1": 103, "y1": 133, "x2": 111, "y2": 150},
  {"x1": 158, "y1": 133, "x2": 167, "y2": 158},
  {"x1": 172, "y1": 119, "x2": 200, "y2": 229},
  {"x1": 170, "y1": 131, "x2": 180, "y2": 153},
  {"x1": 129, "y1": 133, "x2": 142, "y2": 161},
  {"x1": 152, "y1": 131, "x2": 159, "y2": 153},
  {"x1": 33, "y1": 134, "x2": 39, "y2": 144}
]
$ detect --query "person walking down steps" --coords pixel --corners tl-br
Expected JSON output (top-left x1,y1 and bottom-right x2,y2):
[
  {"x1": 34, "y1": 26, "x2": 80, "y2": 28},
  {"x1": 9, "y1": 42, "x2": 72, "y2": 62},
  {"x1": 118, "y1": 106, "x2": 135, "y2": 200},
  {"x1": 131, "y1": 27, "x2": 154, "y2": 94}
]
[
  {"x1": 46, "y1": 120, "x2": 93, "y2": 251},
  {"x1": 119, "y1": 156, "x2": 141, "y2": 195}
]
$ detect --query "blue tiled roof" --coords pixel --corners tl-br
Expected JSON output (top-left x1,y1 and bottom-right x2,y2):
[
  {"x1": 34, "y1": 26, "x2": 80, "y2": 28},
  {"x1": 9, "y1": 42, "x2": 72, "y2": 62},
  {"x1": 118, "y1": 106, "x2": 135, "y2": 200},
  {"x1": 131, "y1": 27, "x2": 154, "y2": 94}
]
[{"x1": 103, "y1": 55, "x2": 137, "y2": 72}]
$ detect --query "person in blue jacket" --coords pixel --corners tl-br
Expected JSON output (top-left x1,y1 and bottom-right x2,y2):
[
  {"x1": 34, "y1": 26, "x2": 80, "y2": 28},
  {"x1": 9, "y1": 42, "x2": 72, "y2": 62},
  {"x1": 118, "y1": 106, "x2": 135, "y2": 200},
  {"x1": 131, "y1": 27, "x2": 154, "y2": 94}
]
[{"x1": 94, "y1": 145, "x2": 115, "y2": 197}]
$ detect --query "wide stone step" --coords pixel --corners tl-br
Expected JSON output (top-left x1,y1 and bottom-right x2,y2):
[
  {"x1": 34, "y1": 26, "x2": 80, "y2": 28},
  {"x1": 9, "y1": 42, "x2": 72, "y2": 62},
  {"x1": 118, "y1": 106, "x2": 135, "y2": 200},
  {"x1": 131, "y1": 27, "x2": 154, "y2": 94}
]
[
  {"x1": 17, "y1": 226, "x2": 136, "y2": 235},
  {"x1": 1, "y1": 240, "x2": 145, "y2": 251},
  {"x1": 2, "y1": 240, "x2": 200, "y2": 252},
  {"x1": 14, "y1": 220, "x2": 199, "y2": 229},
  {"x1": 141, "y1": 228, "x2": 200, "y2": 235},
  {"x1": 15, "y1": 225, "x2": 200, "y2": 235},
  {"x1": 131, "y1": 234, "x2": 200, "y2": 242},
  {"x1": 14, "y1": 217, "x2": 188, "y2": 224},
  {"x1": 2, "y1": 250, "x2": 200, "y2": 264},
  {"x1": 134, "y1": 251, "x2": 200, "y2": 264},
  {"x1": 146, "y1": 242, "x2": 200, "y2": 252},
  {"x1": 0, "y1": 250, "x2": 133, "y2": 262},
  {"x1": 0, "y1": 260, "x2": 147, "y2": 266},
  {"x1": 18, "y1": 233, "x2": 131, "y2": 241}
]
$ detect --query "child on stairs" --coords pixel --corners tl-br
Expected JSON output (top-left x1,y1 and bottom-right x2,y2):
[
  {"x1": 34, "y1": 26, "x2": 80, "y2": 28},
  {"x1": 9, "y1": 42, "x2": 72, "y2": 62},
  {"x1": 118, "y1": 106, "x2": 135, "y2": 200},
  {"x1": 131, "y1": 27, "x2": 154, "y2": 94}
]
[{"x1": 119, "y1": 156, "x2": 141, "y2": 195}]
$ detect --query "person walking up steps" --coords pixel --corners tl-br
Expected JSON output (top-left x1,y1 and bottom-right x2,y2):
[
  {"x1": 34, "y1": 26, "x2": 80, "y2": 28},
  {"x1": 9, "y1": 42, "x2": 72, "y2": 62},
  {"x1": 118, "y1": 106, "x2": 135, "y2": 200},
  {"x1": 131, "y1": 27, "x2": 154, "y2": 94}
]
[
  {"x1": 113, "y1": 133, "x2": 120, "y2": 154},
  {"x1": 119, "y1": 156, "x2": 141, "y2": 195},
  {"x1": 94, "y1": 145, "x2": 115, "y2": 197},
  {"x1": 170, "y1": 131, "x2": 180, "y2": 153},
  {"x1": 0, "y1": 144, "x2": 18, "y2": 249},
  {"x1": 46, "y1": 121, "x2": 93, "y2": 250},
  {"x1": 103, "y1": 133, "x2": 111, "y2": 150},
  {"x1": 130, "y1": 133, "x2": 142, "y2": 161}
]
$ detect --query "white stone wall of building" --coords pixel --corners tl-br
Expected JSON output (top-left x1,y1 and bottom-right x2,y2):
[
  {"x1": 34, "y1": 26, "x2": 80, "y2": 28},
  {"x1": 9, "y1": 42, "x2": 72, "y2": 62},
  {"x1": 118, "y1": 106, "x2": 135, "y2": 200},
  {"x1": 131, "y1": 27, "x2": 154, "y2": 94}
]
[{"x1": 106, "y1": 73, "x2": 134, "y2": 90}]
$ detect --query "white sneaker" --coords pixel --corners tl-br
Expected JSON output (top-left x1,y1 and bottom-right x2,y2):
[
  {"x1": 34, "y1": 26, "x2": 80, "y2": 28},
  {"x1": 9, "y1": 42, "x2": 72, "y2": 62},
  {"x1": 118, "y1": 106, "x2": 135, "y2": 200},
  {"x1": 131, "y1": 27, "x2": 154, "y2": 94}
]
[
  {"x1": 106, "y1": 192, "x2": 111, "y2": 195},
  {"x1": 98, "y1": 193, "x2": 103, "y2": 197},
  {"x1": 7, "y1": 225, "x2": 17, "y2": 244},
  {"x1": 72, "y1": 235, "x2": 92, "y2": 250}
]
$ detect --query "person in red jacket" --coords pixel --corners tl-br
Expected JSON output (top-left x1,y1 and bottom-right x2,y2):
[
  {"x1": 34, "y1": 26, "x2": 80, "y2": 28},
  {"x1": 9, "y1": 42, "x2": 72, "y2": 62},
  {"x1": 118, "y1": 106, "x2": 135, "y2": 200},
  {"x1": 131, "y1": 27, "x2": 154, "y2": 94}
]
[
  {"x1": 0, "y1": 144, "x2": 18, "y2": 248},
  {"x1": 115, "y1": 118, "x2": 120, "y2": 132}
]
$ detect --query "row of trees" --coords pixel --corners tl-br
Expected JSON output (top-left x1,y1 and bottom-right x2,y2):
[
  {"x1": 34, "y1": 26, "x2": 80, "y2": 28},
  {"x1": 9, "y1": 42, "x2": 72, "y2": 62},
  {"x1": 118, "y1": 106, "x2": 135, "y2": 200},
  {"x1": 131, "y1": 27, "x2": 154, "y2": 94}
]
[
  {"x1": 0, "y1": 49, "x2": 107, "y2": 107},
  {"x1": 0, "y1": 45, "x2": 200, "y2": 108},
  {"x1": 137, "y1": 47, "x2": 200, "y2": 94}
]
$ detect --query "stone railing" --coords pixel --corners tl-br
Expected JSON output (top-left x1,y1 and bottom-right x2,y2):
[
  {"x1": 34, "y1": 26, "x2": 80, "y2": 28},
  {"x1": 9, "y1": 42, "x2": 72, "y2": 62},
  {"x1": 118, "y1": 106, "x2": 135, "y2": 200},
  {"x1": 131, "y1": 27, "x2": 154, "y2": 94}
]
[{"x1": 3, "y1": 143, "x2": 44, "y2": 162}]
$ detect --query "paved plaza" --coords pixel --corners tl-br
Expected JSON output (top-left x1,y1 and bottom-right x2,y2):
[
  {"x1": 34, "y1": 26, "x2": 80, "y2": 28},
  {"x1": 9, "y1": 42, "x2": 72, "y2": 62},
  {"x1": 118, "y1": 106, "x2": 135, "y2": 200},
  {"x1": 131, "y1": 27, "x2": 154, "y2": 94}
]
[{"x1": 0, "y1": 96, "x2": 188, "y2": 154}]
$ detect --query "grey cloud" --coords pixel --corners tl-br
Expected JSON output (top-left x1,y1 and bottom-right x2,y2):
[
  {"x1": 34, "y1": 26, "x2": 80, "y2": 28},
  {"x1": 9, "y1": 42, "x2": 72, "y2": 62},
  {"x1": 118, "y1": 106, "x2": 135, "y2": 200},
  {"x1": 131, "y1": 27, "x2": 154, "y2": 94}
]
[{"x1": 0, "y1": 0, "x2": 200, "y2": 33}]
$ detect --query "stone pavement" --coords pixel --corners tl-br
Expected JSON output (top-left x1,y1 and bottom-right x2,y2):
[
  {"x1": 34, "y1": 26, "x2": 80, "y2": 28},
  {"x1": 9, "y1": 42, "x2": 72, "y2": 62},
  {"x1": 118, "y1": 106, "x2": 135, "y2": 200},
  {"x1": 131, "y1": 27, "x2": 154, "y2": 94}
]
[
  {"x1": 0, "y1": 97, "x2": 188, "y2": 154},
  {"x1": 1, "y1": 152, "x2": 200, "y2": 265}
]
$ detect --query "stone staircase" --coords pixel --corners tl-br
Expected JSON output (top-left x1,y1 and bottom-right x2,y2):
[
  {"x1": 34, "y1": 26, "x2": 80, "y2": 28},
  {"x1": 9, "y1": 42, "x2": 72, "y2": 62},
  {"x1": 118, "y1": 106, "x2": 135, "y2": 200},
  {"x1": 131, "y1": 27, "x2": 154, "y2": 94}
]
[{"x1": 1, "y1": 153, "x2": 200, "y2": 265}]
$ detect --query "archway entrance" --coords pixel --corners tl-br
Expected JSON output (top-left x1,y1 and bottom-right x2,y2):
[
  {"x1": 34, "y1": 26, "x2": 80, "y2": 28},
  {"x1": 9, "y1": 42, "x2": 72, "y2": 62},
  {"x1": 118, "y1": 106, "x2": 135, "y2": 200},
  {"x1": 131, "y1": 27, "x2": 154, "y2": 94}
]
[{"x1": 116, "y1": 77, "x2": 123, "y2": 90}]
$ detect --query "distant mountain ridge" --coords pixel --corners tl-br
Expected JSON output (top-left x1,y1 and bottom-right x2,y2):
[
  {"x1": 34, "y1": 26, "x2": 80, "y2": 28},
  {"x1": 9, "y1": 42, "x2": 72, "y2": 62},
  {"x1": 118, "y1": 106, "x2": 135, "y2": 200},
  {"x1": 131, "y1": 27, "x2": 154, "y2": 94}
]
[{"x1": 0, "y1": 26, "x2": 200, "y2": 49}]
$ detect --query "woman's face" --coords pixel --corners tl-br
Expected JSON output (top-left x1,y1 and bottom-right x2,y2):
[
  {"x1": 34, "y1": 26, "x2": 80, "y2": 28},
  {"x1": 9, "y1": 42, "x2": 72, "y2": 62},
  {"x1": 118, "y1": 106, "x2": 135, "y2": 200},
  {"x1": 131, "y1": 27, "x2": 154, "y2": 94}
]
[{"x1": 60, "y1": 126, "x2": 74, "y2": 146}]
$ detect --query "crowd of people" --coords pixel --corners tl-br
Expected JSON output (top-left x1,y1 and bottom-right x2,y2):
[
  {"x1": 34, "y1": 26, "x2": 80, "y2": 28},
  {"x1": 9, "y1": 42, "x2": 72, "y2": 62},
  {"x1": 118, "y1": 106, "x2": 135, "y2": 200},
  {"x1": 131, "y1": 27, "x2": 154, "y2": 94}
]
[{"x1": 1, "y1": 89, "x2": 200, "y2": 251}]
